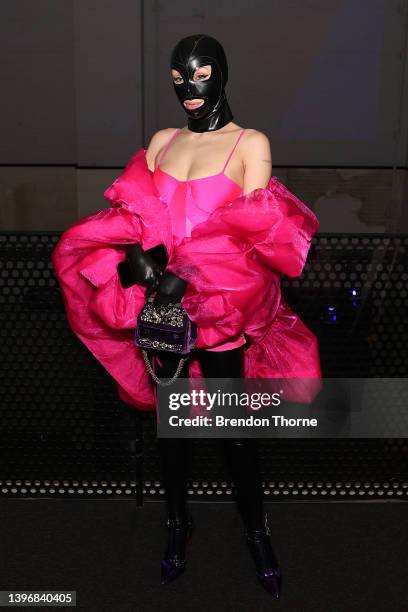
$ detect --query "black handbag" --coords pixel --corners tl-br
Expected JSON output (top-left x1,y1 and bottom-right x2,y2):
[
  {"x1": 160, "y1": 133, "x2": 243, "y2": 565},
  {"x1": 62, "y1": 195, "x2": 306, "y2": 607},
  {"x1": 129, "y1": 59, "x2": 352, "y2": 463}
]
[
  {"x1": 118, "y1": 243, "x2": 197, "y2": 386},
  {"x1": 135, "y1": 297, "x2": 198, "y2": 386}
]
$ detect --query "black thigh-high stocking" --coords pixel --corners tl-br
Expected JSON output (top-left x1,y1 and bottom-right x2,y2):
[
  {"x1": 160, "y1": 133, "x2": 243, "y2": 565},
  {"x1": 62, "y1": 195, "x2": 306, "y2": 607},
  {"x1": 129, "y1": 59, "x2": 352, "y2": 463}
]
[
  {"x1": 157, "y1": 436, "x2": 191, "y2": 522},
  {"x1": 197, "y1": 347, "x2": 265, "y2": 530},
  {"x1": 152, "y1": 350, "x2": 192, "y2": 523},
  {"x1": 221, "y1": 438, "x2": 264, "y2": 530}
]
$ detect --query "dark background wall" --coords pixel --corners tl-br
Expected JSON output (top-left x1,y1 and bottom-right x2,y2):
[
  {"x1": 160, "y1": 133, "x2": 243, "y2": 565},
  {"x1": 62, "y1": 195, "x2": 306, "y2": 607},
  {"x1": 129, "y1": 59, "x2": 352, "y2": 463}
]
[{"x1": 0, "y1": 0, "x2": 407, "y2": 230}]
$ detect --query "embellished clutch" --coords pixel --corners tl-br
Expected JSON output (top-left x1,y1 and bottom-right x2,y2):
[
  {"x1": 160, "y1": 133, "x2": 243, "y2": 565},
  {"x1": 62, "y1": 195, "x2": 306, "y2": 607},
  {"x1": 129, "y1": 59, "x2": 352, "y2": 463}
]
[{"x1": 135, "y1": 297, "x2": 198, "y2": 386}]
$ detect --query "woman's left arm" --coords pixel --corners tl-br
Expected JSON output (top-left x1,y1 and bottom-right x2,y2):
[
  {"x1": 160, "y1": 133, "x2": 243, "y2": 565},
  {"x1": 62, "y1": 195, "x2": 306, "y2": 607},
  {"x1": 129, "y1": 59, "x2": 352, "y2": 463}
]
[{"x1": 241, "y1": 130, "x2": 273, "y2": 195}]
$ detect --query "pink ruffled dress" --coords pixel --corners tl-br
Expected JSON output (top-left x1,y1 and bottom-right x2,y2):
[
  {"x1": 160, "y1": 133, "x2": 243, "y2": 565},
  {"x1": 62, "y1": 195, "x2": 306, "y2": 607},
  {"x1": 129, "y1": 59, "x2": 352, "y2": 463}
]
[
  {"x1": 51, "y1": 132, "x2": 323, "y2": 411},
  {"x1": 152, "y1": 127, "x2": 247, "y2": 352}
]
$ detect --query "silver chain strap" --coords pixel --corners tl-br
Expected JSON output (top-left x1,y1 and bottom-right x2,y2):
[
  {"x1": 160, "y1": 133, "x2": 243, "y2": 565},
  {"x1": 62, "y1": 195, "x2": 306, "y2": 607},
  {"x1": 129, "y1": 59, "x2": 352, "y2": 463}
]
[{"x1": 142, "y1": 349, "x2": 189, "y2": 386}]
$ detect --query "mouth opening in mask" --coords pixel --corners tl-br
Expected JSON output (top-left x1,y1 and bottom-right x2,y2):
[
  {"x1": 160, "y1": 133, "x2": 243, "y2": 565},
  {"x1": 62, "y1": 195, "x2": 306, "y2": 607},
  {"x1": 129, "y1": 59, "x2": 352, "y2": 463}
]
[{"x1": 183, "y1": 99, "x2": 205, "y2": 110}]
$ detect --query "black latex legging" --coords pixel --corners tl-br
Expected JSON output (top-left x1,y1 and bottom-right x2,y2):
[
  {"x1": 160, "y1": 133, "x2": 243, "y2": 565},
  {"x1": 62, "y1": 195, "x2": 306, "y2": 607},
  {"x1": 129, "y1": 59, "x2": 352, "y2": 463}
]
[{"x1": 154, "y1": 346, "x2": 264, "y2": 530}]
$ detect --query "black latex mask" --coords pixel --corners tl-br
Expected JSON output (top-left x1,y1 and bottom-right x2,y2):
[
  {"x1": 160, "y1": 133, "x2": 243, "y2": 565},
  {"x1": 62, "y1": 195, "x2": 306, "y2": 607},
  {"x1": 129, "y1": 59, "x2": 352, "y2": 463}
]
[{"x1": 170, "y1": 34, "x2": 234, "y2": 133}]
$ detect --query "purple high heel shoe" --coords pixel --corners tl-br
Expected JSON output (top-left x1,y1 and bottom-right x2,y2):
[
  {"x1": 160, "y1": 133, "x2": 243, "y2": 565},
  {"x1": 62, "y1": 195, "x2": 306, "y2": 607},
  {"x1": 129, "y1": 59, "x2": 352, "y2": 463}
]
[
  {"x1": 245, "y1": 513, "x2": 283, "y2": 598},
  {"x1": 160, "y1": 515, "x2": 194, "y2": 585}
]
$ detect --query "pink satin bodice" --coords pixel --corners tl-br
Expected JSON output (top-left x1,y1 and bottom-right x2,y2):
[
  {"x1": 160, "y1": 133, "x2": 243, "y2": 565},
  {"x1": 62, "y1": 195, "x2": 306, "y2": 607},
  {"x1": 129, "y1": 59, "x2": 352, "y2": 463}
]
[
  {"x1": 152, "y1": 127, "x2": 244, "y2": 241},
  {"x1": 152, "y1": 127, "x2": 247, "y2": 352},
  {"x1": 153, "y1": 166, "x2": 243, "y2": 241}
]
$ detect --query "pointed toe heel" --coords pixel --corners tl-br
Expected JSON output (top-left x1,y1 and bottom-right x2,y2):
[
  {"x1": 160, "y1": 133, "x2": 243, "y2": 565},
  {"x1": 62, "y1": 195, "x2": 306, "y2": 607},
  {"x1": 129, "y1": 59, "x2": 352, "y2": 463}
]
[
  {"x1": 257, "y1": 567, "x2": 283, "y2": 599},
  {"x1": 245, "y1": 514, "x2": 283, "y2": 598},
  {"x1": 160, "y1": 557, "x2": 187, "y2": 585},
  {"x1": 160, "y1": 516, "x2": 194, "y2": 585}
]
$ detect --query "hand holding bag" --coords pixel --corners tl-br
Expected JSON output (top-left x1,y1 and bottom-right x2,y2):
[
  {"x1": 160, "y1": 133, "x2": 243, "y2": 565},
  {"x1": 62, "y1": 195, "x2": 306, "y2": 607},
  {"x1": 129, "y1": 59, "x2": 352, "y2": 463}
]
[
  {"x1": 117, "y1": 243, "x2": 168, "y2": 290},
  {"x1": 135, "y1": 296, "x2": 198, "y2": 386}
]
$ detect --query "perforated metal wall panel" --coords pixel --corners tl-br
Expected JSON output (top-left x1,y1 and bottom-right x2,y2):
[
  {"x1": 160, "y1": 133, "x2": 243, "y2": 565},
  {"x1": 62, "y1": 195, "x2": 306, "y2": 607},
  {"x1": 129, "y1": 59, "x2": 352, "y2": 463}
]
[{"x1": 1, "y1": 233, "x2": 407, "y2": 502}]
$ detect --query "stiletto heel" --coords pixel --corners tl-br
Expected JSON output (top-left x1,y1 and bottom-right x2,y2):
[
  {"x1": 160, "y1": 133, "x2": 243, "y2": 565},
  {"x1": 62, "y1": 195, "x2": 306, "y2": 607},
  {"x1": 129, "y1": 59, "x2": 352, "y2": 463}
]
[
  {"x1": 245, "y1": 513, "x2": 283, "y2": 598},
  {"x1": 160, "y1": 515, "x2": 194, "y2": 585}
]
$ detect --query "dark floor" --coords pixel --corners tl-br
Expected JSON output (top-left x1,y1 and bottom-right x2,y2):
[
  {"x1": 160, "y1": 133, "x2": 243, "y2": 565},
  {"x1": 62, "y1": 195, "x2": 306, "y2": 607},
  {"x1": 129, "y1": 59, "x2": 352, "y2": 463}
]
[{"x1": 0, "y1": 498, "x2": 407, "y2": 612}]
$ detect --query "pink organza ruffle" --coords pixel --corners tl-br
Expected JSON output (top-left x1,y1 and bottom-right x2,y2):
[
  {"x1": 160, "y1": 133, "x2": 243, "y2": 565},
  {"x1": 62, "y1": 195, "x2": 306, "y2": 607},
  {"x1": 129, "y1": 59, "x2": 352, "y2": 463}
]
[{"x1": 52, "y1": 148, "x2": 322, "y2": 410}]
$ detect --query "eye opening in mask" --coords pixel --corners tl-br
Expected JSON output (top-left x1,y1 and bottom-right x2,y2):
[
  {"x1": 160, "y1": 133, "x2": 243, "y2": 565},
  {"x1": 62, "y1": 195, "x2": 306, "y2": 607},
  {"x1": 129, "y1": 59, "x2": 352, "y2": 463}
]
[{"x1": 171, "y1": 64, "x2": 212, "y2": 85}]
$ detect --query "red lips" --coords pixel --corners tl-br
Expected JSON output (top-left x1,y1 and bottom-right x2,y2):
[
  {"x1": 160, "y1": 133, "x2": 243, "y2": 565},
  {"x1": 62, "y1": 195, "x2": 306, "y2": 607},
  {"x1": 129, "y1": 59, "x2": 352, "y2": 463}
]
[{"x1": 183, "y1": 99, "x2": 204, "y2": 109}]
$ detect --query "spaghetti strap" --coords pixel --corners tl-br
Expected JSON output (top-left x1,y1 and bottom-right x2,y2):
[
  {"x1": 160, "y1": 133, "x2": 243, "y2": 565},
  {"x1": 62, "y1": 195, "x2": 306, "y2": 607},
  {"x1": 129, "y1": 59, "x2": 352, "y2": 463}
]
[
  {"x1": 158, "y1": 128, "x2": 182, "y2": 165},
  {"x1": 222, "y1": 128, "x2": 246, "y2": 173}
]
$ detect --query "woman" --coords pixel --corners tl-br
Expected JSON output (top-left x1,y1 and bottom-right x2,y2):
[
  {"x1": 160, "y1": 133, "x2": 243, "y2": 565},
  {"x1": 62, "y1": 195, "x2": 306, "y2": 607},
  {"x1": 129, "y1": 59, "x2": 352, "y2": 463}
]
[
  {"x1": 52, "y1": 34, "x2": 322, "y2": 599},
  {"x1": 142, "y1": 34, "x2": 282, "y2": 596}
]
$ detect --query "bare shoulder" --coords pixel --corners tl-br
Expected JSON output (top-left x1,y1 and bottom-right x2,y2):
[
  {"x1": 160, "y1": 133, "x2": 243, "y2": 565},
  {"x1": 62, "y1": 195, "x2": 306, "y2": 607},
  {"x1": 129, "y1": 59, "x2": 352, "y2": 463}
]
[
  {"x1": 145, "y1": 128, "x2": 178, "y2": 171},
  {"x1": 147, "y1": 127, "x2": 178, "y2": 149},
  {"x1": 240, "y1": 129, "x2": 273, "y2": 193},
  {"x1": 241, "y1": 128, "x2": 272, "y2": 159}
]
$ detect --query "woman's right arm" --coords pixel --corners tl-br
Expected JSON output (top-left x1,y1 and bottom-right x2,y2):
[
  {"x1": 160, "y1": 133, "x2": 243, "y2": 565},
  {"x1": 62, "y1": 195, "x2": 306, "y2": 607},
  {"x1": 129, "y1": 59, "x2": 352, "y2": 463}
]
[{"x1": 118, "y1": 129, "x2": 175, "y2": 290}]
